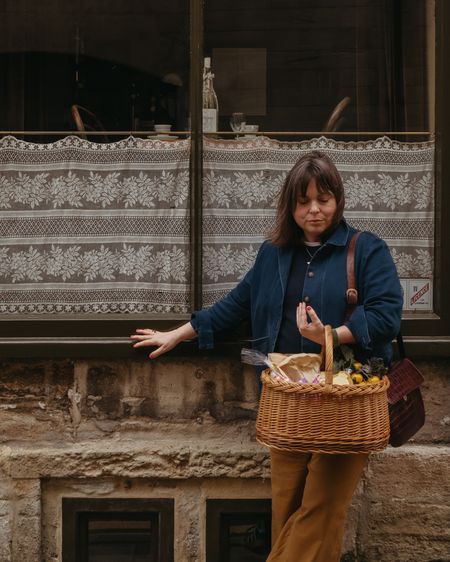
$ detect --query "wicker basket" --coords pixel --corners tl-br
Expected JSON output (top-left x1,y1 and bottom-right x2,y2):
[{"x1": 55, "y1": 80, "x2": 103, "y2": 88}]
[{"x1": 256, "y1": 325, "x2": 390, "y2": 454}]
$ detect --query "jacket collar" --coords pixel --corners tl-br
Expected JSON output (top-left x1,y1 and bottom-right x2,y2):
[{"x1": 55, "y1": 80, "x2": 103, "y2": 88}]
[
  {"x1": 276, "y1": 220, "x2": 353, "y2": 290},
  {"x1": 323, "y1": 219, "x2": 352, "y2": 247}
]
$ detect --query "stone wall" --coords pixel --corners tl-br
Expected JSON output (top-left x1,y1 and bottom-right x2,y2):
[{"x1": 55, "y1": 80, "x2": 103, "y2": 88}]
[{"x1": 0, "y1": 355, "x2": 449, "y2": 561}]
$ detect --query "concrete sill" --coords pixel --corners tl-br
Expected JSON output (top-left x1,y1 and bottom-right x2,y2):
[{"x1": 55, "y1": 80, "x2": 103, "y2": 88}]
[{"x1": 0, "y1": 336, "x2": 449, "y2": 359}]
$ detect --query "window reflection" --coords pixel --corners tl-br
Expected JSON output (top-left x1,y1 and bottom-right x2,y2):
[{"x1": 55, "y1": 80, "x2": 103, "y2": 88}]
[
  {"x1": 225, "y1": 516, "x2": 271, "y2": 562},
  {"x1": 206, "y1": 499, "x2": 272, "y2": 562},
  {"x1": 204, "y1": 0, "x2": 433, "y2": 137},
  {"x1": 0, "y1": 0, "x2": 190, "y2": 141}
]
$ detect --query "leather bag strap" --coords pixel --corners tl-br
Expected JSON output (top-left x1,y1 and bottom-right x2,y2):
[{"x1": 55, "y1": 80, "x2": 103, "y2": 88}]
[
  {"x1": 345, "y1": 231, "x2": 362, "y2": 321},
  {"x1": 396, "y1": 332, "x2": 406, "y2": 360},
  {"x1": 345, "y1": 231, "x2": 405, "y2": 357}
]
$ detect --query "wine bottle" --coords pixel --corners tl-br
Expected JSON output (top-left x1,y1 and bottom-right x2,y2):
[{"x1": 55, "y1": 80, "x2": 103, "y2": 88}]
[{"x1": 202, "y1": 57, "x2": 219, "y2": 133}]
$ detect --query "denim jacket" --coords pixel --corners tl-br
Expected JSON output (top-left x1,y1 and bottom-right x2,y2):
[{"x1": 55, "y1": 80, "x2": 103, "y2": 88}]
[{"x1": 191, "y1": 220, "x2": 403, "y2": 364}]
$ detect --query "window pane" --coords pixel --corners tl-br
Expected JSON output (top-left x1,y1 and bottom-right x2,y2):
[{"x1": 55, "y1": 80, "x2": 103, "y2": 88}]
[
  {"x1": 0, "y1": 1, "x2": 191, "y2": 319},
  {"x1": 202, "y1": 0, "x2": 436, "y2": 319},
  {"x1": 206, "y1": 500, "x2": 272, "y2": 562},
  {"x1": 88, "y1": 517, "x2": 156, "y2": 562},
  {"x1": 225, "y1": 515, "x2": 271, "y2": 562},
  {"x1": 0, "y1": 0, "x2": 190, "y2": 140}
]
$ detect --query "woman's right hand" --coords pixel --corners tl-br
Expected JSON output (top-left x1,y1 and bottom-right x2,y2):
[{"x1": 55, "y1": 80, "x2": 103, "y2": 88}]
[{"x1": 130, "y1": 322, "x2": 197, "y2": 359}]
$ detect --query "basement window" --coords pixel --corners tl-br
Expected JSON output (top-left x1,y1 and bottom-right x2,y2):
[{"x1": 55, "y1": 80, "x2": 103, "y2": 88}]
[
  {"x1": 62, "y1": 498, "x2": 174, "y2": 562},
  {"x1": 206, "y1": 499, "x2": 272, "y2": 562}
]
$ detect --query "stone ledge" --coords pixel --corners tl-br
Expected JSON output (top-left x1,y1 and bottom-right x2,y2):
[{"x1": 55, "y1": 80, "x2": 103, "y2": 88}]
[
  {"x1": 1, "y1": 424, "x2": 449, "y2": 481},
  {"x1": 2, "y1": 419, "x2": 270, "y2": 480}
]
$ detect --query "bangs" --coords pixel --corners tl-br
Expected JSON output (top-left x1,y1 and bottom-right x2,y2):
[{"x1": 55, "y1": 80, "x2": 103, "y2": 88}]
[
  {"x1": 290, "y1": 169, "x2": 338, "y2": 207},
  {"x1": 290, "y1": 173, "x2": 312, "y2": 205}
]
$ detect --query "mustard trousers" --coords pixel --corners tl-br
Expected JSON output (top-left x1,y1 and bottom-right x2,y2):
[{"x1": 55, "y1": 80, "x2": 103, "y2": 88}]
[{"x1": 267, "y1": 449, "x2": 368, "y2": 562}]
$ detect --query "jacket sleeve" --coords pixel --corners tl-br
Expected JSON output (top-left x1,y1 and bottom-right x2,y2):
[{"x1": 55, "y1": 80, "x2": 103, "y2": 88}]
[
  {"x1": 190, "y1": 266, "x2": 253, "y2": 349},
  {"x1": 345, "y1": 234, "x2": 403, "y2": 352}
]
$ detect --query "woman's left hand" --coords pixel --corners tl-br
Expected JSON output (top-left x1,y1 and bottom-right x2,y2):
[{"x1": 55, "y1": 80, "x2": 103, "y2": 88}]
[{"x1": 296, "y1": 302, "x2": 325, "y2": 346}]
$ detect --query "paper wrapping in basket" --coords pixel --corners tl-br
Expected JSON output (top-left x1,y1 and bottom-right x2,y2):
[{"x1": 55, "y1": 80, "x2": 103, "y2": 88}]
[
  {"x1": 267, "y1": 352, "x2": 353, "y2": 385},
  {"x1": 268, "y1": 352, "x2": 321, "y2": 383}
]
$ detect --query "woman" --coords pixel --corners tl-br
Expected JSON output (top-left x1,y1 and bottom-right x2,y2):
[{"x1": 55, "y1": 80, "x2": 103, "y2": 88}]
[{"x1": 131, "y1": 151, "x2": 403, "y2": 561}]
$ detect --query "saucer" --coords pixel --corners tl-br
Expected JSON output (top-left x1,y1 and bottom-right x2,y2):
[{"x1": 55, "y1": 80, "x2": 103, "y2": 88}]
[{"x1": 149, "y1": 134, "x2": 179, "y2": 140}]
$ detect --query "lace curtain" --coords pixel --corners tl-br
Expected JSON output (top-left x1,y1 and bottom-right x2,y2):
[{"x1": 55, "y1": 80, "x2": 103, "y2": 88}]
[
  {"x1": 0, "y1": 135, "x2": 434, "y2": 315},
  {"x1": 0, "y1": 136, "x2": 191, "y2": 314},
  {"x1": 203, "y1": 136, "x2": 434, "y2": 312}
]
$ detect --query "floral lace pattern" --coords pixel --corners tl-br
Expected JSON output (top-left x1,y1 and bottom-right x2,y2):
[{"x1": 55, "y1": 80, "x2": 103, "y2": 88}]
[
  {"x1": 0, "y1": 244, "x2": 187, "y2": 283},
  {"x1": 344, "y1": 172, "x2": 433, "y2": 211},
  {"x1": 204, "y1": 170, "x2": 281, "y2": 209},
  {"x1": 0, "y1": 170, "x2": 189, "y2": 210},
  {"x1": 203, "y1": 245, "x2": 259, "y2": 283}
]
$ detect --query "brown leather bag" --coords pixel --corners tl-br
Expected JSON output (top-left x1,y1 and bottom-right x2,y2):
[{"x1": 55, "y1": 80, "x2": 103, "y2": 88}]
[
  {"x1": 346, "y1": 232, "x2": 425, "y2": 447},
  {"x1": 386, "y1": 334, "x2": 425, "y2": 447}
]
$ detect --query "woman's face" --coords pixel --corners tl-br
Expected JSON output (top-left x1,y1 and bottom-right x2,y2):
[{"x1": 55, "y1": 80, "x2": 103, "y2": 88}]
[{"x1": 293, "y1": 178, "x2": 337, "y2": 242}]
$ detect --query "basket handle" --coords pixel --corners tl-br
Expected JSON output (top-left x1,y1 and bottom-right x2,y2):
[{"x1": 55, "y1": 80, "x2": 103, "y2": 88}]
[{"x1": 323, "y1": 325, "x2": 334, "y2": 390}]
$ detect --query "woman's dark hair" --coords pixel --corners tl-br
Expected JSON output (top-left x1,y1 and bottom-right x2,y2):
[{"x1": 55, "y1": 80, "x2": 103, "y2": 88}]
[{"x1": 269, "y1": 150, "x2": 345, "y2": 246}]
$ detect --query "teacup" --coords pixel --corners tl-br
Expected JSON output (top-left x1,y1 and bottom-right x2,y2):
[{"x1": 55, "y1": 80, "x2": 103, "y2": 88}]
[
  {"x1": 243, "y1": 124, "x2": 259, "y2": 133},
  {"x1": 154, "y1": 124, "x2": 172, "y2": 133}
]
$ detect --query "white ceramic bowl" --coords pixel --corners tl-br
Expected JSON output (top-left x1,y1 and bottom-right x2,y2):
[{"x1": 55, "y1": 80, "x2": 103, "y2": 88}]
[{"x1": 244, "y1": 124, "x2": 259, "y2": 133}]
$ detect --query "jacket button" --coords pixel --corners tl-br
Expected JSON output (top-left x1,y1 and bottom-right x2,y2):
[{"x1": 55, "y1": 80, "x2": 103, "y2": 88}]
[
  {"x1": 304, "y1": 296, "x2": 310, "y2": 303},
  {"x1": 308, "y1": 271, "x2": 314, "y2": 277}
]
